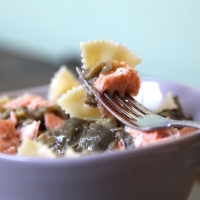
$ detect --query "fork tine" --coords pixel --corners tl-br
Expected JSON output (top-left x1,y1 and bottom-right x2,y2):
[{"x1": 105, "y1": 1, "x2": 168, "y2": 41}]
[
  {"x1": 86, "y1": 88, "x2": 138, "y2": 126},
  {"x1": 103, "y1": 92, "x2": 137, "y2": 120},
  {"x1": 113, "y1": 92, "x2": 143, "y2": 118},
  {"x1": 125, "y1": 93, "x2": 153, "y2": 115}
]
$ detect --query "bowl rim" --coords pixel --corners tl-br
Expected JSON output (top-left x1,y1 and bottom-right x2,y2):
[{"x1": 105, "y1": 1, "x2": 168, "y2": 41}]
[{"x1": 141, "y1": 76, "x2": 200, "y2": 92}]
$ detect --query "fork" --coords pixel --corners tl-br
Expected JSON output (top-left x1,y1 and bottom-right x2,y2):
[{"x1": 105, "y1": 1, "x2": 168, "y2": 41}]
[{"x1": 76, "y1": 67, "x2": 200, "y2": 131}]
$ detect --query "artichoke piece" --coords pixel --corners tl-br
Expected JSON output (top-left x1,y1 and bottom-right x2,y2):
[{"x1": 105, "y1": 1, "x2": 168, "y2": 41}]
[
  {"x1": 85, "y1": 61, "x2": 107, "y2": 79},
  {"x1": 107, "y1": 128, "x2": 135, "y2": 150},
  {"x1": 38, "y1": 118, "x2": 134, "y2": 155},
  {"x1": 37, "y1": 118, "x2": 89, "y2": 155},
  {"x1": 116, "y1": 129, "x2": 135, "y2": 148},
  {"x1": 75, "y1": 122, "x2": 116, "y2": 152},
  {"x1": 82, "y1": 85, "x2": 97, "y2": 108},
  {"x1": 84, "y1": 60, "x2": 120, "y2": 79},
  {"x1": 0, "y1": 108, "x2": 12, "y2": 119},
  {"x1": 157, "y1": 97, "x2": 192, "y2": 120}
]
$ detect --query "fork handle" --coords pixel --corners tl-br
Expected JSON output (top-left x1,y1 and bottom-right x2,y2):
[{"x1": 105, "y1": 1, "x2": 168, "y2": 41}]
[{"x1": 170, "y1": 119, "x2": 200, "y2": 129}]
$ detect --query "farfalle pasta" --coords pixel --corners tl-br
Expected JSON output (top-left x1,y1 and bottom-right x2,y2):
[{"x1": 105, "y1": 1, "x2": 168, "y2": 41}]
[
  {"x1": 57, "y1": 85, "x2": 101, "y2": 119},
  {"x1": 48, "y1": 66, "x2": 79, "y2": 103},
  {"x1": 80, "y1": 39, "x2": 141, "y2": 70}
]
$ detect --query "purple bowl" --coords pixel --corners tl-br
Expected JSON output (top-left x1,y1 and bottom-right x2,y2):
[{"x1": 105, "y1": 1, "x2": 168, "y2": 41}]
[{"x1": 0, "y1": 77, "x2": 200, "y2": 200}]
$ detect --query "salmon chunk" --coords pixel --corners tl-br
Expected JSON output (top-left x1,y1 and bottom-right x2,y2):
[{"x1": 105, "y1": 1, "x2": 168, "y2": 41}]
[
  {"x1": 126, "y1": 126, "x2": 198, "y2": 147},
  {"x1": 94, "y1": 62, "x2": 140, "y2": 96},
  {"x1": 0, "y1": 119, "x2": 20, "y2": 154},
  {"x1": 175, "y1": 127, "x2": 198, "y2": 138},
  {"x1": 125, "y1": 127, "x2": 174, "y2": 147},
  {"x1": 18, "y1": 121, "x2": 40, "y2": 141},
  {"x1": 3, "y1": 94, "x2": 52, "y2": 110},
  {"x1": 44, "y1": 113, "x2": 65, "y2": 130}
]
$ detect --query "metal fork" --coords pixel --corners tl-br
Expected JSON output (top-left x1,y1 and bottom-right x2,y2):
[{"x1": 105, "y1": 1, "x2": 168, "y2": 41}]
[{"x1": 76, "y1": 67, "x2": 200, "y2": 131}]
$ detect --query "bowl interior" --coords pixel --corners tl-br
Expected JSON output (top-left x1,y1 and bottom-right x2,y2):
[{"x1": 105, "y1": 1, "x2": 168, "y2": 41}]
[{"x1": 139, "y1": 77, "x2": 200, "y2": 121}]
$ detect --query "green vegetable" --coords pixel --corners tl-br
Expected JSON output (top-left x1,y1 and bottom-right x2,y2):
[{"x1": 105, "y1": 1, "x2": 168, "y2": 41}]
[{"x1": 37, "y1": 118, "x2": 134, "y2": 155}]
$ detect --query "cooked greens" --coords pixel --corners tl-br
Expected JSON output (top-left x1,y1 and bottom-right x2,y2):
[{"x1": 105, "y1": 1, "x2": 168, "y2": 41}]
[{"x1": 37, "y1": 118, "x2": 134, "y2": 155}]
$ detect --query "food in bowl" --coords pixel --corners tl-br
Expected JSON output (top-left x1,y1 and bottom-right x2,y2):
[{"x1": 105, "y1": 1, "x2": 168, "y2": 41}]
[{"x1": 0, "y1": 40, "x2": 197, "y2": 157}]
